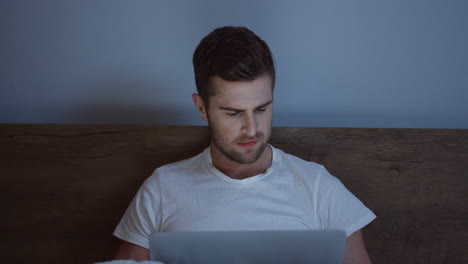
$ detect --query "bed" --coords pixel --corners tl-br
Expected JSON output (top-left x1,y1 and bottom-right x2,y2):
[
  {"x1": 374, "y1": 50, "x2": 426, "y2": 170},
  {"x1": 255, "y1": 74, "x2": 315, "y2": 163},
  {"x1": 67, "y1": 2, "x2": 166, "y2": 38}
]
[{"x1": 1, "y1": 124, "x2": 467, "y2": 263}]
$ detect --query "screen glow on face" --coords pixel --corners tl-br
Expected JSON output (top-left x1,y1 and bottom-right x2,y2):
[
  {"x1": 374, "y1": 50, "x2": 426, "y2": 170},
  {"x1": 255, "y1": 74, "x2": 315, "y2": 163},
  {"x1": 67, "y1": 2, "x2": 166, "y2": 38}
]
[{"x1": 206, "y1": 75, "x2": 273, "y2": 164}]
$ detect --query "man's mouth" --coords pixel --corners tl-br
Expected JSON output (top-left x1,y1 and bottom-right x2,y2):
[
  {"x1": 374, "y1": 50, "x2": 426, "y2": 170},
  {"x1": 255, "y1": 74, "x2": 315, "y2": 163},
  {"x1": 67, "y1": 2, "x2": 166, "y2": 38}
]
[{"x1": 237, "y1": 140, "x2": 258, "y2": 148}]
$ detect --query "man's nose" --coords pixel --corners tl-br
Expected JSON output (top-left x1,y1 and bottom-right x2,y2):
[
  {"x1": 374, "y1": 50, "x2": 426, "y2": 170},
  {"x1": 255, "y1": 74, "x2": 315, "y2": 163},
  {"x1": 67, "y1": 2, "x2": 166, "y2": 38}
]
[{"x1": 242, "y1": 113, "x2": 257, "y2": 137}]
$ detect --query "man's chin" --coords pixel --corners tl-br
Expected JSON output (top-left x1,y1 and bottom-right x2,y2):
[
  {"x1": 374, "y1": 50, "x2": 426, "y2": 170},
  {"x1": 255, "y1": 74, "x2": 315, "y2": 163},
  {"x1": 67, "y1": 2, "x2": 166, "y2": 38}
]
[{"x1": 235, "y1": 142, "x2": 267, "y2": 164}]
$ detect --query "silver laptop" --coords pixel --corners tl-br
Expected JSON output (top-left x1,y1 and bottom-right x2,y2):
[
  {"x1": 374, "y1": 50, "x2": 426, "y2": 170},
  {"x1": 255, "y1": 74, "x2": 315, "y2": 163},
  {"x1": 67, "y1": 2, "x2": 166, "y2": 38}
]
[{"x1": 149, "y1": 230, "x2": 346, "y2": 264}]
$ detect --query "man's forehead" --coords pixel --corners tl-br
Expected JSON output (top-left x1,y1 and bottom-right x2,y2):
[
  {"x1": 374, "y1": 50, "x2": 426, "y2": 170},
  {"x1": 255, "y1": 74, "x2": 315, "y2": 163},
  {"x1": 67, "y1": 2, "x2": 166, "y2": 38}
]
[
  {"x1": 208, "y1": 75, "x2": 273, "y2": 105},
  {"x1": 211, "y1": 93, "x2": 273, "y2": 110},
  {"x1": 208, "y1": 74, "x2": 273, "y2": 88}
]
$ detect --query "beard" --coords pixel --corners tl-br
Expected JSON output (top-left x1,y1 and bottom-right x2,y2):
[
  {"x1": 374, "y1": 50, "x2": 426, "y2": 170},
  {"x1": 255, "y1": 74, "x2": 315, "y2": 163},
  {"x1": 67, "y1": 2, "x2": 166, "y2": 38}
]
[{"x1": 208, "y1": 119, "x2": 271, "y2": 165}]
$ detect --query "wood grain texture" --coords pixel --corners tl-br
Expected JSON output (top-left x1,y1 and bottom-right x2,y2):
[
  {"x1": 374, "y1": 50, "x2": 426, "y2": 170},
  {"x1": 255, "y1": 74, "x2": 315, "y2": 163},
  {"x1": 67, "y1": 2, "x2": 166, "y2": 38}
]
[{"x1": 0, "y1": 124, "x2": 467, "y2": 263}]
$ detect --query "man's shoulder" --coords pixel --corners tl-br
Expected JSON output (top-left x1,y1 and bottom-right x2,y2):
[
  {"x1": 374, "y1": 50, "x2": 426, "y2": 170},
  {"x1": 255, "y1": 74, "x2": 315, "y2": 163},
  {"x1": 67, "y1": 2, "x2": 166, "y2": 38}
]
[
  {"x1": 273, "y1": 145, "x2": 323, "y2": 170},
  {"x1": 273, "y1": 146, "x2": 341, "y2": 189},
  {"x1": 149, "y1": 148, "x2": 208, "y2": 178}
]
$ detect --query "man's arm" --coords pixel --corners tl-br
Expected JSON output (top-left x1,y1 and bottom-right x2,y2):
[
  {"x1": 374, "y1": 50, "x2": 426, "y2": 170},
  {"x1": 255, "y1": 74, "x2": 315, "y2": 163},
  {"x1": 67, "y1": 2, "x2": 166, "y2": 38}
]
[
  {"x1": 114, "y1": 240, "x2": 150, "y2": 261},
  {"x1": 343, "y1": 229, "x2": 372, "y2": 264}
]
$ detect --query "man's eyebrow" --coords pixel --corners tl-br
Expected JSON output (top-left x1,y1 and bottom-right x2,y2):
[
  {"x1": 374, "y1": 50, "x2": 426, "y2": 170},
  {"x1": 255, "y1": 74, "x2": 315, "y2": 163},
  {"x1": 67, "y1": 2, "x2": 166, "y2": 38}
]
[{"x1": 219, "y1": 100, "x2": 273, "y2": 112}]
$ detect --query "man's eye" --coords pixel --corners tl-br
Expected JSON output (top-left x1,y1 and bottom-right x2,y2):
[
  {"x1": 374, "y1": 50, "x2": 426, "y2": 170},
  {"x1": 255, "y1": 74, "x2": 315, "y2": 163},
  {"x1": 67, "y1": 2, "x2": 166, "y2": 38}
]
[
  {"x1": 227, "y1": 112, "x2": 239, "y2": 116},
  {"x1": 256, "y1": 108, "x2": 266, "y2": 112}
]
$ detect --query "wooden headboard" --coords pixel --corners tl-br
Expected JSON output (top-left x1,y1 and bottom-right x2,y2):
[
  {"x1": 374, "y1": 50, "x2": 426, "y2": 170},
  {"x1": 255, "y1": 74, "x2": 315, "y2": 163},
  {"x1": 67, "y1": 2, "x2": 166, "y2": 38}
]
[{"x1": 1, "y1": 124, "x2": 467, "y2": 263}]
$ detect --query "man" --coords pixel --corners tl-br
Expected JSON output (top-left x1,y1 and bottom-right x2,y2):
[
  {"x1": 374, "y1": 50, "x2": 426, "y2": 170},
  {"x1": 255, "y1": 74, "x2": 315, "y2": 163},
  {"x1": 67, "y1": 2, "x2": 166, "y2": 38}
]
[{"x1": 113, "y1": 26, "x2": 376, "y2": 263}]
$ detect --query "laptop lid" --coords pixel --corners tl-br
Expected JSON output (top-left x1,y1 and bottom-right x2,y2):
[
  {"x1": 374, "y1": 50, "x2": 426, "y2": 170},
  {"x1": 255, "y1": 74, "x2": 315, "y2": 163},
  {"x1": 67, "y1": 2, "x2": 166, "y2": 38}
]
[{"x1": 149, "y1": 230, "x2": 346, "y2": 264}]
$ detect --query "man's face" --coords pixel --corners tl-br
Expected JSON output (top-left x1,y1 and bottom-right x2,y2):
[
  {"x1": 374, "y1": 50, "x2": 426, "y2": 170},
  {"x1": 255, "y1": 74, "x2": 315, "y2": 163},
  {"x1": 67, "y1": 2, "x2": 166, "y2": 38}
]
[{"x1": 197, "y1": 75, "x2": 273, "y2": 164}]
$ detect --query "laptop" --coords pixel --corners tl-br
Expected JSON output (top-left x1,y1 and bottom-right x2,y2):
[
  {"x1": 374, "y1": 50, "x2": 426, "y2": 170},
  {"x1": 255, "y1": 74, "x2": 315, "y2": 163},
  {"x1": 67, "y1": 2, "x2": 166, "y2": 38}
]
[{"x1": 149, "y1": 230, "x2": 346, "y2": 264}]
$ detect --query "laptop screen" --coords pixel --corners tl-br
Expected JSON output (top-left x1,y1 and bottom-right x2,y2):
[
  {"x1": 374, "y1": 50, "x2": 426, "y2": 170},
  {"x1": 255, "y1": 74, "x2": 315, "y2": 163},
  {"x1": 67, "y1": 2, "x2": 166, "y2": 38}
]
[{"x1": 149, "y1": 230, "x2": 346, "y2": 264}]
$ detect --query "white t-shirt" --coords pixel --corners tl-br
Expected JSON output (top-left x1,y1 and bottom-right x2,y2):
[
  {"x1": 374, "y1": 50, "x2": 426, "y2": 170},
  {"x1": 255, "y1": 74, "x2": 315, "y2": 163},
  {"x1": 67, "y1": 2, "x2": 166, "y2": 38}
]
[{"x1": 114, "y1": 145, "x2": 376, "y2": 249}]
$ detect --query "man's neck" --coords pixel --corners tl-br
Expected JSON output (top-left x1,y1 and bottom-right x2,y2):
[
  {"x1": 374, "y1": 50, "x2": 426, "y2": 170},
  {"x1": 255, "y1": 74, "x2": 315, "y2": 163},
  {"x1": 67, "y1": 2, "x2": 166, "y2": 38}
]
[{"x1": 210, "y1": 144, "x2": 273, "y2": 180}]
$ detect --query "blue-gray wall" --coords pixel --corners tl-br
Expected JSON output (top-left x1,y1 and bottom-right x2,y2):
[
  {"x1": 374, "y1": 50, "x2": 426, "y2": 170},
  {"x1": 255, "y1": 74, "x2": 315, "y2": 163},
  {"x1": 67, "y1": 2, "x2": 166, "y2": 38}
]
[{"x1": 1, "y1": 0, "x2": 467, "y2": 128}]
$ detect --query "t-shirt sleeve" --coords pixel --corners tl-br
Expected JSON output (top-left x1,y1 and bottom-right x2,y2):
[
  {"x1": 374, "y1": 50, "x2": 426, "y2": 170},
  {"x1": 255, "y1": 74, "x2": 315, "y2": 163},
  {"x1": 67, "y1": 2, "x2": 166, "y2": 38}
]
[
  {"x1": 316, "y1": 165, "x2": 376, "y2": 237},
  {"x1": 113, "y1": 170, "x2": 162, "y2": 249}
]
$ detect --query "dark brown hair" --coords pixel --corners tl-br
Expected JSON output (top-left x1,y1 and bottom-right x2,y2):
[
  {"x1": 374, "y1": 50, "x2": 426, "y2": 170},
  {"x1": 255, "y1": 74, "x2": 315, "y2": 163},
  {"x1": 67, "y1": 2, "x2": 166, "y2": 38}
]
[{"x1": 193, "y1": 26, "x2": 275, "y2": 107}]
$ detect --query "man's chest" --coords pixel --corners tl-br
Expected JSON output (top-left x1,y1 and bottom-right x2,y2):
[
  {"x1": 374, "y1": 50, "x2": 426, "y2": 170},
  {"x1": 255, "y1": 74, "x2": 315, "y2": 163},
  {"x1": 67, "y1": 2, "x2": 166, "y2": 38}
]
[{"x1": 159, "y1": 180, "x2": 319, "y2": 232}]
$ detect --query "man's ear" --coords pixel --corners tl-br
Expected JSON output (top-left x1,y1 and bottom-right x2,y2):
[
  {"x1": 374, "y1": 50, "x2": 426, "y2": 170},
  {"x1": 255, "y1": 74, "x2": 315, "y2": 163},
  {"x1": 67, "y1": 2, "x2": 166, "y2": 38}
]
[{"x1": 192, "y1": 93, "x2": 208, "y2": 121}]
